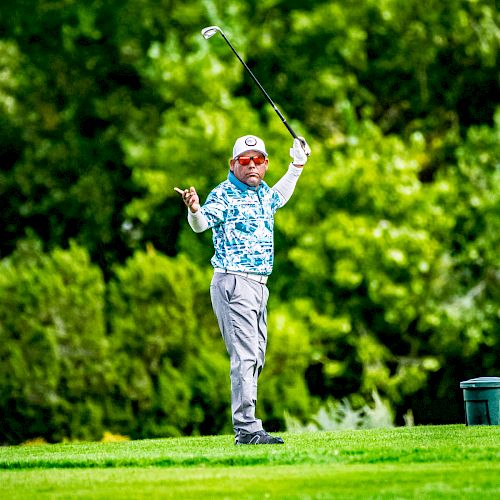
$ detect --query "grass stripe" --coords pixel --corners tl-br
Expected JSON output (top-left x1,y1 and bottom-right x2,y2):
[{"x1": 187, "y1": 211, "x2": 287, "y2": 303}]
[
  {"x1": 0, "y1": 425, "x2": 498, "y2": 470},
  {"x1": 1, "y1": 463, "x2": 499, "y2": 499}
]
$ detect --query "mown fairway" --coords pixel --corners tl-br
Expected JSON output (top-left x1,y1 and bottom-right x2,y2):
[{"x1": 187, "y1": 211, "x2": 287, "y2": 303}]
[{"x1": 1, "y1": 425, "x2": 499, "y2": 499}]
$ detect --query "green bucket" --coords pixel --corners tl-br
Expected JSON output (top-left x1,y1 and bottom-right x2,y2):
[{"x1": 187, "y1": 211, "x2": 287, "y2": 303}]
[{"x1": 460, "y1": 377, "x2": 500, "y2": 426}]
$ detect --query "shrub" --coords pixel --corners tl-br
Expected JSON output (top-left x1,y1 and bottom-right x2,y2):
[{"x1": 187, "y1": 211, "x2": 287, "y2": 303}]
[
  {"x1": 0, "y1": 239, "x2": 108, "y2": 444},
  {"x1": 285, "y1": 391, "x2": 394, "y2": 432},
  {"x1": 107, "y1": 248, "x2": 229, "y2": 438}
]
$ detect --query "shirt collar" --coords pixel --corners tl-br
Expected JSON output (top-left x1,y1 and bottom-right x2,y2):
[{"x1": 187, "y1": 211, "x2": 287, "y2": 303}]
[{"x1": 228, "y1": 170, "x2": 259, "y2": 192}]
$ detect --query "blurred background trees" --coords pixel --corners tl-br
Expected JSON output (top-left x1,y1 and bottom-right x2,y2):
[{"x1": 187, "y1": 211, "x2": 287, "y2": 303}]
[{"x1": 0, "y1": 0, "x2": 498, "y2": 443}]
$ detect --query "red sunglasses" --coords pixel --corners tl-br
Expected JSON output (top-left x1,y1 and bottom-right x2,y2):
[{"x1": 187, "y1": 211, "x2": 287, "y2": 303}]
[{"x1": 237, "y1": 155, "x2": 266, "y2": 166}]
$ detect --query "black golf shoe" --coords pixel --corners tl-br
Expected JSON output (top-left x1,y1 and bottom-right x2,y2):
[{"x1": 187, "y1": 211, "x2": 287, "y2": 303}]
[{"x1": 235, "y1": 430, "x2": 285, "y2": 445}]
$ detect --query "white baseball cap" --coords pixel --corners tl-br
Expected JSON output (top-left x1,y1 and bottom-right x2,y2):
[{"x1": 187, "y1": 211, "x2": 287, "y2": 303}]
[{"x1": 232, "y1": 135, "x2": 268, "y2": 159}]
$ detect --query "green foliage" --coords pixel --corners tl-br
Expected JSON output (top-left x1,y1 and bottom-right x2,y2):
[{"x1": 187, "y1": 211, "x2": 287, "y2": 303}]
[
  {"x1": 426, "y1": 113, "x2": 500, "y2": 357},
  {"x1": 285, "y1": 391, "x2": 394, "y2": 432},
  {"x1": 0, "y1": 0, "x2": 498, "y2": 441},
  {"x1": 273, "y1": 123, "x2": 441, "y2": 405},
  {"x1": 276, "y1": 110, "x2": 498, "y2": 416},
  {"x1": 259, "y1": 304, "x2": 314, "y2": 428},
  {"x1": 0, "y1": 239, "x2": 108, "y2": 443}
]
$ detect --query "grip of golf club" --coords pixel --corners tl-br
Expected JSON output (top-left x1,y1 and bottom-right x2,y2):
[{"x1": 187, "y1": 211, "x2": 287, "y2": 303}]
[{"x1": 283, "y1": 120, "x2": 308, "y2": 153}]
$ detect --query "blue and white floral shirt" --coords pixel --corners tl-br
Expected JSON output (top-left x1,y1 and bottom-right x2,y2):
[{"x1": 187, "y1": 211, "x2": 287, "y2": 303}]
[{"x1": 200, "y1": 171, "x2": 283, "y2": 275}]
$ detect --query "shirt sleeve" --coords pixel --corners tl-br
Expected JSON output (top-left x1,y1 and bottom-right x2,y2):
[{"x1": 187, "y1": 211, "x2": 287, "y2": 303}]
[
  {"x1": 272, "y1": 164, "x2": 303, "y2": 206},
  {"x1": 187, "y1": 210, "x2": 209, "y2": 233}
]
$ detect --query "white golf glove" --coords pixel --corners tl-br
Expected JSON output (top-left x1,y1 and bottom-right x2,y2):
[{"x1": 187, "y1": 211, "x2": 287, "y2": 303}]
[{"x1": 290, "y1": 137, "x2": 311, "y2": 165}]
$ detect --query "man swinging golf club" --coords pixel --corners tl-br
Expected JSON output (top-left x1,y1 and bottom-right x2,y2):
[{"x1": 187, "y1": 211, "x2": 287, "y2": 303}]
[{"x1": 175, "y1": 135, "x2": 310, "y2": 444}]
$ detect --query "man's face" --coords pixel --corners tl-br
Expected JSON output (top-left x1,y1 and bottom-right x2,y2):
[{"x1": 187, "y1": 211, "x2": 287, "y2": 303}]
[{"x1": 230, "y1": 150, "x2": 268, "y2": 187}]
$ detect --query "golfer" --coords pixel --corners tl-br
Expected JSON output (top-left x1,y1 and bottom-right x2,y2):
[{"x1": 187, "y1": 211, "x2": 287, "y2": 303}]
[{"x1": 176, "y1": 134, "x2": 310, "y2": 444}]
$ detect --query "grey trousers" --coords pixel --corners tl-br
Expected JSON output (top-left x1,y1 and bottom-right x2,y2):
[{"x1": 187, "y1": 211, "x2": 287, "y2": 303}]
[{"x1": 210, "y1": 272, "x2": 269, "y2": 433}]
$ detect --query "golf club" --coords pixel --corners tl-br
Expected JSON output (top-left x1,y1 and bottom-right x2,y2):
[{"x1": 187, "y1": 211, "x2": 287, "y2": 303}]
[{"x1": 201, "y1": 25, "x2": 306, "y2": 149}]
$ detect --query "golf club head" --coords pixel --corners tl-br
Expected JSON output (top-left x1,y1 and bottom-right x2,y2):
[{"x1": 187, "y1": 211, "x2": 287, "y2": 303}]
[{"x1": 201, "y1": 26, "x2": 221, "y2": 40}]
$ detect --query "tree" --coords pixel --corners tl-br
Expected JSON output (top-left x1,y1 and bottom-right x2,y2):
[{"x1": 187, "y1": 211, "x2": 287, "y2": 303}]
[{"x1": 0, "y1": 0, "x2": 498, "y2": 437}]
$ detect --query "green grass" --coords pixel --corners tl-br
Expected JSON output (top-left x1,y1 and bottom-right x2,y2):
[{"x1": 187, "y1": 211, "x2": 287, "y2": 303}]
[{"x1": 1, "y1": 425, "x2": 499, "y2": 498}]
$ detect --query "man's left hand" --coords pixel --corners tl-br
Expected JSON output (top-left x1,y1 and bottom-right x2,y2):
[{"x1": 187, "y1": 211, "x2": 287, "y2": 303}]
[{"x1": 290, "y1": 137, "x2": 311, "y2": 166}]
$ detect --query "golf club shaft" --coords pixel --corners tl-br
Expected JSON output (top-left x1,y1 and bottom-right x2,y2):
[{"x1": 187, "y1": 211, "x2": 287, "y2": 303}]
[{"x1": 218, "y1": 31, "x2": 299, "y2": 141}]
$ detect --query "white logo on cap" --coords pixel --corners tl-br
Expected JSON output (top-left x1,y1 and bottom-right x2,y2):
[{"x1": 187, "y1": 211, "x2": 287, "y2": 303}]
[{"x1": 245, "y1": 137, "x2": 258, "y2": 146}]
